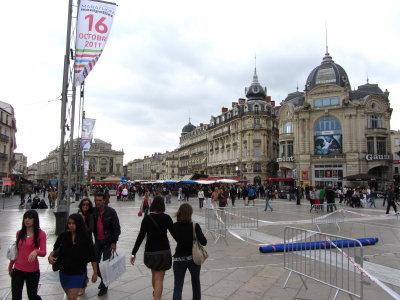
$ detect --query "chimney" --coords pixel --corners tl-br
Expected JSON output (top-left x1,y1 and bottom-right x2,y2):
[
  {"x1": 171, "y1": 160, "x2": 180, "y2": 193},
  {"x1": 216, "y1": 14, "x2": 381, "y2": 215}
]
[
  {"x1": 238, "y1": 98, "x2": 246, "y2": 104},
  {"x1": 232, "y1": 102, "x2": 238, "y2": 108},
  {"x1": 270, "y1": 101, "x2": 275, "y2": 107},
  {"x1": 200, "y1": 123, "x2": 203, "y2": 127},
  {"x1": 265, "y1": 96, "x2": 271, "y2": 102},
  {"x1": 222, "y1": 107, "x2": 228, "y2": 113}
]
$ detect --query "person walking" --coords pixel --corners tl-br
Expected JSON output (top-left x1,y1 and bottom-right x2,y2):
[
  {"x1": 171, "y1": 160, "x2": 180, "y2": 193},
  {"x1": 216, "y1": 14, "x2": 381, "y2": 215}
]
[
  {"x1": 130, "y1": 196, "x2": 175, "y2": 300},
  {"x1": 309, "y1": 187, "x2": 316, "y2": 212},
  {"x1": 229, "y1": 186, "x2": 237, "y2": 206},
  {"x1": 77, "y1": 198, "x2": 94, "y2": 295},
  {"x1": 172, "y1": 203, "x2": 207, "y2": 300},
  {"x1": 197, "y1": 188, "x2": 205, "y2": 209},
  {"x1": 78, "y1": 198, "x2": 94, "y2": 234},
  {"x1": 369, "y1": 187, "x2": 377, "y2": 208},
  {"x1": 264, "y1": 188, "x2": 273, "y2": 212},
  {"x1": 141, "y1": 191, "x2": 151, "y2": 216},
  {"x1": 92, "y1": 193, "x2": 121, "y2": 296},
  {"x1": 9, "y1": 210, "x2": 47, "y2": 300},
  {"x1": 48, "y1": 214, "x2": 97, "y2": 300},
  {"x1": 326, "y1": 185, "x2": 336, "y2": 212},
  {"x1": 386, "y1": 186, "x2": 398, "y2": 214}
]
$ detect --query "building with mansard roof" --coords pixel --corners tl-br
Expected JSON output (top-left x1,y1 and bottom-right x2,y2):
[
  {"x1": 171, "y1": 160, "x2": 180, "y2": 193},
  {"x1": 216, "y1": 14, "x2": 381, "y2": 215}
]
[
  {"x1": 178, "y1": 69, "x2": 280, "y2": 184},
  {"x1": 277, "y1": 49, "x2": 393, "y2": 188}
]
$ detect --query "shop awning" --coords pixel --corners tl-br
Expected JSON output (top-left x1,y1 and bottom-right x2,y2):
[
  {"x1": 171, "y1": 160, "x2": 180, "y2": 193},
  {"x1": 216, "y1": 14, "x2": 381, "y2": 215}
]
[{"x1": 264, "y1": 177, "x2": 294, "y2": 182}]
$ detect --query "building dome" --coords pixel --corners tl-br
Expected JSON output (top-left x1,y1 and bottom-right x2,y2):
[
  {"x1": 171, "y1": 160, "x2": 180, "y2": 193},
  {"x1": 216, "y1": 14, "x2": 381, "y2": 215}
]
[
  {"x1": 283, "y1": 89, "x2": 305, "y2": 107},
  {"x1": 305, "y1": 51, "x2": 350, "y2": 91},
  {"x1": 181, "y1": 122, "x2": 196, "y2": 135},
  {"x1": 245, "y1": 68, "x2": 267, "y2": 101}
]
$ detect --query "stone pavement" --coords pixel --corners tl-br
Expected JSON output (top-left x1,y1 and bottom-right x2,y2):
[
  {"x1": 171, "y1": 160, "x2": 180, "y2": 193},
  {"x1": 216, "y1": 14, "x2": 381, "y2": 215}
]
[{"x1": 0, "y1": 194, "x2": 399, "y2": 299}]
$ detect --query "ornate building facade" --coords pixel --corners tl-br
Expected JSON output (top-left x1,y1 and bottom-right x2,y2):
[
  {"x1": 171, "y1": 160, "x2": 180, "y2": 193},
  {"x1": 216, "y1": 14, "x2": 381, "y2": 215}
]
[
  {"x1": 178, "y1": 70, "x2": 279, "y2": 184},
  {"x1": 0, "y1": 101, "x2": 17, "y2": 178},
  {"x1": 278, "y1": 50, "x2": 393, "y2": 187},
  {"x1": 36, "y1": 138, "x2": 124, "y2": 184}
]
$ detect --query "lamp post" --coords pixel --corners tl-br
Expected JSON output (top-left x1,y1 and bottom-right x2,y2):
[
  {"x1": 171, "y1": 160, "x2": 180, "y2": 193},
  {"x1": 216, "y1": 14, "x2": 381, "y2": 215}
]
[{"x1": 54, "y1": 0, "x2": 73, "y2": 235}]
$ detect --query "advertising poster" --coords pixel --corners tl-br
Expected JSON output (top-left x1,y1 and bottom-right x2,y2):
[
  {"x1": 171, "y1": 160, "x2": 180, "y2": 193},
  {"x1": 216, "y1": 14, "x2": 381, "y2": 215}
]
[
  {"x1": 314, "y1": 135, "x2": 342, "y2": 155},
  {"x1": 74, "y1": 0, "x2": 117, "y2": 86}
]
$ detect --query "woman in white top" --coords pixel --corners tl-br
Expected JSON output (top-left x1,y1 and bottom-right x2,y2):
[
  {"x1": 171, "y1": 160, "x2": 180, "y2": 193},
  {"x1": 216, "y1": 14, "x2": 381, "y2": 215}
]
[{"x1": 197, "y1": 188, "x2": 205, "y2": 209}]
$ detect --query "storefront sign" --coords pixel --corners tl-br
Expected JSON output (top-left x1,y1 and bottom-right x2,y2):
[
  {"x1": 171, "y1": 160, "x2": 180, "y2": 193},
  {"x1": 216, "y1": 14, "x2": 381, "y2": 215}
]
[
  {"x1": 365, "y1": 154, "x2": 392, "y2": 161},
  {"x1": 277, "y1": 156, "x2": 294, "y2": 162}
]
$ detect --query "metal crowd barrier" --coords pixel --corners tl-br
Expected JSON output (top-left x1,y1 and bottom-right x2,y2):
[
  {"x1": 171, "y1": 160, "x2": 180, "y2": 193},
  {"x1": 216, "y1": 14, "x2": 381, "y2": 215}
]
[
  {"x1": 311, "y1": 204, "x2": 345, "y2": 231},
  {"x1": 283, "y1": 226, "x2": 364, "y2": 299},
  {"x1": 204, "y1": 206, "x2": 258, "y2": 243}
]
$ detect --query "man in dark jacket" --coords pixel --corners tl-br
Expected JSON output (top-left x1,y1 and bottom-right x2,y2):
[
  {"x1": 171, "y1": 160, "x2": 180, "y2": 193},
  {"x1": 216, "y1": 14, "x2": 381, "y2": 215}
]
[
  {"x1": 92, "y1": 193, "x2": 121, "y2": 296},
  {"x1": 326, "y1": 186, "x2": 336, "y2": 212}
]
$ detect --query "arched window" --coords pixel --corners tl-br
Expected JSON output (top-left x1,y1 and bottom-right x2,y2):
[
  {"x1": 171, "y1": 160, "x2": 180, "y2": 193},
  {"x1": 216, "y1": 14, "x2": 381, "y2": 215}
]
[
  {"x1": 314, "y1": 116, "x2": 342, "y2": 155},
  {"x1": 89, "y1": 158, "x2": 97, "y2": 172},
  {"x1": 100, "y1": 158, "x2": 108, "y2": 173},
  {"x1": 283, "y1": 121, "x2": 292, "y2": 134}
]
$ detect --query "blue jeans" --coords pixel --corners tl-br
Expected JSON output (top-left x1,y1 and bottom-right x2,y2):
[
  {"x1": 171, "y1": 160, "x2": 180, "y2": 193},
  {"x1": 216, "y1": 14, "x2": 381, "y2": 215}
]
[
  {"x1": 264, "y1": 198, "x2": 273, "y2": 211},
  {"x1": 173, "y1": 259, "x2": 201, "y2": 300}
]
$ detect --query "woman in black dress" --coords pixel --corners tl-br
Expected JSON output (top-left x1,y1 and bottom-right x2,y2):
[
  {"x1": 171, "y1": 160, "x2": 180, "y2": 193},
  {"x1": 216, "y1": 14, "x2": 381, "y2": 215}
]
[
  {"x1": 130, "y1": 196, "x2": 175, "y2": 300},
  {"x1": 48, "y1": 214, "x2": 97, "y2": 300}
]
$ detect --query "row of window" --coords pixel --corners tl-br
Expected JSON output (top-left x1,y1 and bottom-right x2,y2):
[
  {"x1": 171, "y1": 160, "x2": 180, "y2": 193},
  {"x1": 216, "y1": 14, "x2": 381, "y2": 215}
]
[{"x1": 282, "y1": 115, "x2": 385, "y2": 135}]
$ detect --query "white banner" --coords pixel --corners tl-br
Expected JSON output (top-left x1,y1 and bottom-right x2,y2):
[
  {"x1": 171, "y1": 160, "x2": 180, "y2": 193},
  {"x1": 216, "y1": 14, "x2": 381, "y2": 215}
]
[
  {"x1": 84, "y1": 160, "x2": 90, "y2": 176},
  {"x1": 81, "y1": 118, "x2": 96, "y2": 151},
  {"x1": 74, "y1": 0, "x2": 117, "y2": 86}
]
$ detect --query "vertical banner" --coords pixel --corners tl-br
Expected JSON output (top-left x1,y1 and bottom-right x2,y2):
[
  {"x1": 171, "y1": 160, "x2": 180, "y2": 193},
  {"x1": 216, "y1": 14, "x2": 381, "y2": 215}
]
[
  {"x1": 81, "y1": 118, "x2": 96, "y2": 151},
  {"x1": 84, "y1": 160, "x2": 90, "y2": 176},
  {"x1": 74, "y1": 0, "x2": 117, "y2": 86}
]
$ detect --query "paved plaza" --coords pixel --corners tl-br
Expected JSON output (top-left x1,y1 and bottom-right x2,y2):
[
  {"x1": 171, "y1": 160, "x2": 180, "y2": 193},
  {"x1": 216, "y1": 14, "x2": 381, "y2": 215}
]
[{"x1": 0, "y1": 194, "x2": 399, "y2": 300}]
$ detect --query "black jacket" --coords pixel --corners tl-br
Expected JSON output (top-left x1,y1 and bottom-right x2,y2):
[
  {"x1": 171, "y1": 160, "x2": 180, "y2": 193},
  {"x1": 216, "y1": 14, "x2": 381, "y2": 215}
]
[{"x1": 92, "y1": 206, "x2": 121, "y2": 244}]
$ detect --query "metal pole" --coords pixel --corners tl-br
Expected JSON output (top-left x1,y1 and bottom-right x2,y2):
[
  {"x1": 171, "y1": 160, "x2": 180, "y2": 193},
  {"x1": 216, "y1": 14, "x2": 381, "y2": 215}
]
[
  {"x1": 55, "y1": 0, "x2": 73, "y2": 235},
  {"x1": 66, "y1": 82, "x2": 77, "y2": 211}
]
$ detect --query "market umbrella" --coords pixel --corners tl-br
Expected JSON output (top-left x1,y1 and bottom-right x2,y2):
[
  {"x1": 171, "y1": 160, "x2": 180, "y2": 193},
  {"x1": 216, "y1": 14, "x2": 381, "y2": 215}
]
[
  {"x1": 195, "y1": 180, "x2": 216, "y2": 185},
  {"x1": 179, "y1": 180, "x2": 197, "y2": 184},
  {"x1": 216, "y1": 179, "x2": 239, "y2": 184}
]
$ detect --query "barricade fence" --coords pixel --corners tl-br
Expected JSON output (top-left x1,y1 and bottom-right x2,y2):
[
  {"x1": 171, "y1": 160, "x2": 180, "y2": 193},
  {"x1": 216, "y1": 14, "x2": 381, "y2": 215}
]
[
  {"x1": 205, "y1": 206, "x2": 258, "y2": 243},
  {"x1": 311, "y1": 204, "x2": 345, "y2": 231},
  {"x1": 283, "y1": 226, "x2": 364, "y2": 299}
]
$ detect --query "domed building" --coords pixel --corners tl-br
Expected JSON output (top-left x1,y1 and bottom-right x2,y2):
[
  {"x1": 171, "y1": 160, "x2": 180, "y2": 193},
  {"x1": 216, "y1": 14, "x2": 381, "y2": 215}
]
[{"x1": 278, "y1": 49, "x2": 393, "y2": 188}]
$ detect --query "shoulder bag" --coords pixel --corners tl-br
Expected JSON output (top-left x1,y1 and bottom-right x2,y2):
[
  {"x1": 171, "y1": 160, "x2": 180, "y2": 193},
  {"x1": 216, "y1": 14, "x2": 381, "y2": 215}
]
[
  {"x1": 192, "y1": 223, "x2": 208, "y2": 265},
  {"x1": 6, "y1": 242, "x2": 18, "y2": 261}
]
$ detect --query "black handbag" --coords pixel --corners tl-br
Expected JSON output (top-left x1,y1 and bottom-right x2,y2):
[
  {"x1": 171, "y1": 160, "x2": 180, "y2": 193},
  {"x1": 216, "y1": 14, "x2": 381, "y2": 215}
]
[{"x1": 52, "y1": 237, "x2": 64, "y2": 272}]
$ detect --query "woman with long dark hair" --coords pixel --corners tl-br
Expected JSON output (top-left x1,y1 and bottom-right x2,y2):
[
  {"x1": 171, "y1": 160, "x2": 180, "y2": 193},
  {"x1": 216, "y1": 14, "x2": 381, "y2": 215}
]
[
  {"x1": 172, "y1": 203, "x2": 207, "y2": 300},
  {"x1": 78, "y1": 198, "x2": 94, "y2": 234},
  {"x1": 48, "y1": 213, "x2": 97, "y2": 300},
  {"x1": 9, "y1": 209, "x2": 47, "y2": 300},
  {"x1": 130, "y1": 196, "x2": 175, "y2": 300}
]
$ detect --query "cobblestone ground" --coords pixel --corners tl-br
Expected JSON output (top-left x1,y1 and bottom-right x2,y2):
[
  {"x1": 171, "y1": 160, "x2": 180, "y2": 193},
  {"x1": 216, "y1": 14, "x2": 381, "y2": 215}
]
[{"x1": 0, "y1": 194, "x2": 399, "y2": 299}]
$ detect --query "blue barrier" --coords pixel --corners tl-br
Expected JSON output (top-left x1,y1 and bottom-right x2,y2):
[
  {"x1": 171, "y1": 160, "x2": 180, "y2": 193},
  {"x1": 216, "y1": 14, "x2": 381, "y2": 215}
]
[{"x1": 259, "y1": 237, "x2": 378, "y2": 253}]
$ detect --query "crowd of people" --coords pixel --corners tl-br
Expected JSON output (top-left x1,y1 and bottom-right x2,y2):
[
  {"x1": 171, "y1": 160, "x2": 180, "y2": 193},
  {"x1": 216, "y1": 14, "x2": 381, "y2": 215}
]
[{"x1": 8, "y1": 191, "x2": 207, "y2": 300}]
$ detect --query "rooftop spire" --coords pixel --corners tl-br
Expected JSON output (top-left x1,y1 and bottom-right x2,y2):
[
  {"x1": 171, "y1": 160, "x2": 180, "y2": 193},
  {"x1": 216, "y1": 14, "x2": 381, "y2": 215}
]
[
  {"x1": 252, "y1": 54, "x2": 259, "y2": 84},
  {"x1": 322, "y1": 22, "x2": 333, "y2": 63}
]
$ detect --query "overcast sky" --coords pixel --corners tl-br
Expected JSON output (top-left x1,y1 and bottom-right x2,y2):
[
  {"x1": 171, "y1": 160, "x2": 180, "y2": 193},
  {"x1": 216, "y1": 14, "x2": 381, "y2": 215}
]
[{"x1": 2, "y1": 0, "x2": 400, "y2": 166}]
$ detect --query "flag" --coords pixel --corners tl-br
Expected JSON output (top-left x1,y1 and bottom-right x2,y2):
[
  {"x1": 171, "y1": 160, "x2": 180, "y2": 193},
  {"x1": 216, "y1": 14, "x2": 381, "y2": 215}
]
[
  {"x1": 74, "y1": 0, "x2": 117, "y2": 86},
  {"x1": 81, "y1": 118, "x2": 96, "y2": 151}
]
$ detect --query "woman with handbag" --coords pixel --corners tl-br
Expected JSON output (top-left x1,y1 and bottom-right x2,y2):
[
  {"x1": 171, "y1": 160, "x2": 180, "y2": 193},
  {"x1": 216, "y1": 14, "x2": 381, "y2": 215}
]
[
  {"x1": 130, "y1": 196, "x2": 175, "y2": 300},
  {"x1": 172, "y1": 203, "x2": 207, "y2": 300},
  {"x1": 9, "y1": 209, "x2": 47, "y2": 300},
  {"x1": 48, "y1": 214, "x2": 97, "y2": 300}
]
